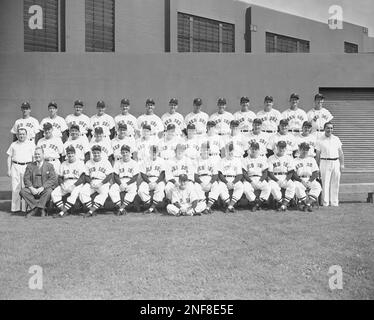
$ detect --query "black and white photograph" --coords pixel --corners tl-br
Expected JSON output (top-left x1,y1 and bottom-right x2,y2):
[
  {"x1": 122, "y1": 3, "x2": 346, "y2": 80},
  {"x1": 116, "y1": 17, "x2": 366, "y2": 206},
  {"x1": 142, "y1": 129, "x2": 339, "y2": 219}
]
[{"x1": 0, "y1": 0, "x2": 373, "y2": 303}]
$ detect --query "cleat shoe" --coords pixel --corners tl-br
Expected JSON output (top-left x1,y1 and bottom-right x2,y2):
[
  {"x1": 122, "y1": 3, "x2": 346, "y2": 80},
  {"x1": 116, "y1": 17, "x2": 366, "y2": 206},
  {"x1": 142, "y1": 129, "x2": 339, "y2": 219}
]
[
  {"x1": 144, "y1": 208, "x2": 154, "y2": 214},
  {"x1": 307, "y1": 204, "x2": 313, "y2": 212},
  {"x1": 280, "y1": 204, "x2": 287, "y2": 211},
  {"x1": 228, "y1": 206, "x2": 235, "y2": 213},
  {"x1": 251, "y1": 205, "x2": 257, "y2": 212},
  {"x1": 207, "y1": 207, "x2": 213, "y2": 214}
]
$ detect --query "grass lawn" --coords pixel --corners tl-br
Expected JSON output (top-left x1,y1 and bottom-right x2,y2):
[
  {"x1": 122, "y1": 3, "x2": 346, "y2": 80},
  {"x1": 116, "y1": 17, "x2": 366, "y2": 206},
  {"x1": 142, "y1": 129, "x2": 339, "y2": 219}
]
[{"x1": 0, "y1": 201, "x2": 373, "y2": 300}]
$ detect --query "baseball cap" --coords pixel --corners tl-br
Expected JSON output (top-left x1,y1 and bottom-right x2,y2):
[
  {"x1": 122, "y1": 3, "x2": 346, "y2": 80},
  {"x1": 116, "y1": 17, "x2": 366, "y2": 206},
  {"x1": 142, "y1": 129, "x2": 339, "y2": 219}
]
[
  {"x1": 240, "y1": 96, "x2": 250, "y2": 104},
  {"x1": 70, "y1": 124, "x2": 80, "y2": 131},
  {"x1": 146, "y1": 98, "x2": 155, "y2": 105},
  {"x1": 250, "y1": 142, "x2": 260, "y2": 150},
  {"x1": 166, "y1": 124, "x2": 176, "y2": 131},
  {"x1": 230, "y1": 120, "x2": 240, "y2": 128},
  {"x1": 253, "y1": 118, "x2": 262, "y2": 125},
  {"x1": 217, "y1": 98, "x2": 226, "y2": 105},
  {"x1": 121, "y1": 98, "x2": 130, "y2": 105},
  {"x1": 179, "y1": 174, "x2": 188, "y2": 182},
  {"x1": 142, "y1": 124, "x2": 151, "y2": 131},
  {"x1": 264, "y1": 96, "x2": 273, "y2": 102},
  {"x1": 74, "y1": 99, "x2": 84, "y2": 107},
  {"x1": 314, "y1": 93, "x2": 324, "y2": 101},
  {"x1": 43, "y1": 122, "x2": 53, "y2": 131},
  {"x1": 169, "y1": 98, "x2": 178, "y2": 105},
  {"x1": 65, "y1": 146, "x2": 76, "y2": 154},
  {"x1": 289, "y1": 93, "x2": 299, "y2": 100},
  {"x1": 48, "y1": 101, "x2": 58, "y2": 109},
  {"x1": 207, "y1": 121, "x2": 216, "y2": 127},
  {"x1": 117, "y1": 122, "x2": 127, "y2": 130},
  {"x1": 193, "y1": 98, "x2": 202, "y2": 106},
  {"x1": 121, "y1": 144, "x2": 131, "y2": 152},
  {"x1": 97, "y1": 100, "x2": 106, "y2": 108},
  {"x1": 302, "y1": 121, "x2": 312, "y2": 128},
  {"x1": 91, "y1": 145, "x2": 102, "y2": 152},
  {"x1": 187, "y1": 123, "x2": 196, "y2": 130},
  {"x1": 299, "y1": 142, "x2": 310, "y2": 151},
  {"x1": 279, "y1": 119, "x2": 289, "y2": 126},
  {"x1": 21, "y1": 102, "x2": 31, "y2": 109},
  {"x1": 94, "y1": 127, "x2": 104, "y2": 135},
  {"x1": 277, "y1": 141, "x2": 287, "y2": 149}
]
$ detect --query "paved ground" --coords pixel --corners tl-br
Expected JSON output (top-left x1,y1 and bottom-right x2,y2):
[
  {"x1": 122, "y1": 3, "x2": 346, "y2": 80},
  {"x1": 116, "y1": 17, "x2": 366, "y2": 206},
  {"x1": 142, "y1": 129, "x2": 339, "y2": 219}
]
[{"x1": 0, "y1": 201, "x2": 373, "y2": 300}]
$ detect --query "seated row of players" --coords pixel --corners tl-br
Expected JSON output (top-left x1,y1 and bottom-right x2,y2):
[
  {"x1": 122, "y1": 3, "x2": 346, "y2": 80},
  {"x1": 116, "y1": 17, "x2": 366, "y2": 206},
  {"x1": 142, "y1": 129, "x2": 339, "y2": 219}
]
[
  {"x1": 45, "y1": 137, "x2": 321, "y2": 219},
  {"x1": 11, "y1": 93, "x2": 332, "y2": 144}
]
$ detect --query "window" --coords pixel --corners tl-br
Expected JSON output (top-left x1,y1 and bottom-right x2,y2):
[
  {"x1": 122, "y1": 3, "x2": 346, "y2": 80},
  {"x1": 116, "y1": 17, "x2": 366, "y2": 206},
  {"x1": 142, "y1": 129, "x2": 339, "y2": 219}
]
[
  {"x1": 344, "y1": 41, "x2": 358, "y2": 53},
  {"x1": 24, "y1": 0, "x2": 65, "y2": 52},
  {"x1": 177, "y1": 12, "x2": 235, "y2": 52},
  {"x1": 266, "y1": 32, "x2": 309, "y2": 53},
  {"x1": 85, "y1": 0, "x2": 115, "y2": 52}
]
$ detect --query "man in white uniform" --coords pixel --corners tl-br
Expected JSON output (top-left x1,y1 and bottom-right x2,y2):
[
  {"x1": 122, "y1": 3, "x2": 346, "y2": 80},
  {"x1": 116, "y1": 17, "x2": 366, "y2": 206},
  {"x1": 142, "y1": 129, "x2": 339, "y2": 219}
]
[
  {"x1": 209, "y1": 98, "x2": 234, "y2": 136},
  {"x1": 295, "y1": 121, "x2": 317, "y2": 158},
  {"x1": 245, "y1": 119, "x2": 269, "y2": 158},
  {"x1": 256, "y1": 96, "x2": 282, "y2": 137},
  {"x1": 114, "y1": 98, "x2": 138, "y2": 138},
  {"x1": 282, "y1": 93, "x2": 308, "y2": 135},
  {"x1": 199, "y1": 121, "x2": 222, "y2": 162},
  {"x1": 89, "y1": 101, "x2": 116, "y2": 140},
  {"x1": 65, "y1": 100, "x2": 90, "y2": 138},
  {"x1": 159, "y1": 124, "x2": 184, "y2": 161},
  {"x1": 39, "y1": 101, "x2": 69, "y2": 142},
  {"x1": 185, "y1": 98, "x2": 209, "y2": 138},
  {"x1": 137, "y1": 99, "x2": 164, "y2": 138},
  {"x1": 233, "y1": 96, "x2": 256, "y2": 137},
  {"x1": 89, "y1": 127, "x2": 113, "y2": 162},
  {"x1": 161, "y1": 98, "x2": 185, "y2": 136},
  {"x1": 184, "y1": 124, "x2": 201, "y2": 162},
  {"x1": 135, "y1": 124, "x2": 160, "y2": 162},
  {"x1": 307, "y1": 94, "x2": 333, "y2": 138},
  {"x1": 267, "y1": 119, "x2": 298, "y2": 157},
  {"x1": 11, "y1": 102, "x2": 39, "y2": 143},
  {"x1": 111, "y1": 123, "x2": 136, "y2": 162},
  {"x1": 316, "y1": 122, "x2": 344, "y2": 207},
  {"x1": 7, "y1": 128, "x2": 35, "y2": 212},
  {"x1": 63, "y1": 125, "x2": 90, "y2": 162},
  {"x1": 222, "y1": 120, "x2": 246, "y2": 159}
]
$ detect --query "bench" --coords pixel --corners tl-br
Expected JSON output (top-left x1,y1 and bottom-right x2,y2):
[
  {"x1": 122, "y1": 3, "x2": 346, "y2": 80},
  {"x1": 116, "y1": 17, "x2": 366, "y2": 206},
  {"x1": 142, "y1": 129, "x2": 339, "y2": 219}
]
[{"x1": 340, "y1": 183, "x2": 374, "y2": 203}]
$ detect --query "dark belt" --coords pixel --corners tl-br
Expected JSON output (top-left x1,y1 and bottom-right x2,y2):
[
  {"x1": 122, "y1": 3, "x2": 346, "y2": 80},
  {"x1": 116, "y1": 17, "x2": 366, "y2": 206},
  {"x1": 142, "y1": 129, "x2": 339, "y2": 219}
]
[
  {"x1": 199, "y1": 174, "x2": 210, "y2": 177},
  {"x1": 321, "y1": 157, "x2": 338, "y2": 161},
  {"x1": 91, "y1": 177, "x2": 102, "y2": 180},
  {"x1": 12, "y1": 161, "x2": 31, "y2": 165},
  {"x1": 274, "y1": 172, "x2": 287, "y2": 175},
  {"x1": 288, "y1": 129, "x2": 300, "y2": 133},
  {"x1": 120, "y1": 176, "x2": 131, "y2": 179},
  {"x1": 262, "y1": 130, "x2": 276, "y2": 133},
  {"x1": 225, "y1": 175, "x2": 236, "y2": 178},
  {"x1": 248, "y1": 175, "x2": 261, "y2": 178},
  {"x1": 241, "y1": 130, "x2": 250, "y2": 132},
  {"x1": 316, "y1": 129, "x2": 324, "y2": 132},
  {"x1": 65, "y1": 177, "x2": 77, "y2": 180},
  {"x1": 218, "y1": 133, "x2": 228, "y2": 136}
]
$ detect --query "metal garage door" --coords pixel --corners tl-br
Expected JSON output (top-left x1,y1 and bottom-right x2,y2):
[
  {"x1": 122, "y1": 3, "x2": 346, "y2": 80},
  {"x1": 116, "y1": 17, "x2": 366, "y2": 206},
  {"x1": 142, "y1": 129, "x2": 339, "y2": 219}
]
[{"x1": 319, "y1": 88, "x2": 374, "y2": 172}]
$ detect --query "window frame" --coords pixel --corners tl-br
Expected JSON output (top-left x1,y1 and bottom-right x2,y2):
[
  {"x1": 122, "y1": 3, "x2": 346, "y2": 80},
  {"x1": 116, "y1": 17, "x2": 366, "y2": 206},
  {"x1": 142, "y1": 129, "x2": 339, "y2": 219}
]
[
  {"x1": 344, "y1": 41, "x2": 358, "y2": 53},
  {"x1": 265, "y1": 32, "x2": 310, "y2": 53}
]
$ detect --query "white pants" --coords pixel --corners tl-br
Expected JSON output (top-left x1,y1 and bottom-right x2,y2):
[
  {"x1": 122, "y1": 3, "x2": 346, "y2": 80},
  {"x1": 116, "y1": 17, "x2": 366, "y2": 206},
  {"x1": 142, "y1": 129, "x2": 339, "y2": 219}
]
[
  {"x1": 165, "y1": 180, "x2": 194, "y2": 201},
  {"x1": 51, "y1": 180, "x2": 83, "y2": 208},
  {"x1": 10, "y1": 163, "x2": 27, "y2": 212},
  {"x1": 269, "y1": 177, "x2": 295, "y2": 201},
  {"x1": 216, "y1": 180, "x2": 244, "y2": 204},
  {"x1": 320, "y1": 159, "x2": 341, "y2": 206},
  {"x1": 295, "y1": 179, "x2": 322, "y2": 201},
  {"x1": 167, "y1": 201, "x2": 207, "y2": 216},
  {"x1": 79, "y1": 182, "x2": 110, "y2": 207},
  {"x1": 109, "y1": 180, "x2": 137, "y2": 206},
  {"x1": 194, "y1": 177, "x2": 220, "y2": 201},
  {"x1": 138, "y1": 181, "x2": 165, "y2": 204},
  {"x1": 243, "y1": 178, "x2": 271, "y2": 202}
]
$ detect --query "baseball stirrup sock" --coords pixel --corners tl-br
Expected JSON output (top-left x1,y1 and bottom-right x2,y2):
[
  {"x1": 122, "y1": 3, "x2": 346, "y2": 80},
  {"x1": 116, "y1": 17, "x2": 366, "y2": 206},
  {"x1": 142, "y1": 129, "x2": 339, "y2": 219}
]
[
  {"x1": 55, "y1": 200, "x2": 64, "y2": 209},
  {"x1": 208, "y1": 198, "x2": 215, "y2": 205},
  {"x1": 114, "y1": 200, "x2": 121, "y2": 207},
  {"x1": 84, "y1": 201, "x2": 92, "y2": 209},
  {"x1": 93, "y1": 202, "x2": 101, "y2": 210},
  {"x1": 64, "y1": 202, "x2": 73, "y2": 211},
  {"x1": 123, "y1": 200, "x2": 130, "y2": 208}
]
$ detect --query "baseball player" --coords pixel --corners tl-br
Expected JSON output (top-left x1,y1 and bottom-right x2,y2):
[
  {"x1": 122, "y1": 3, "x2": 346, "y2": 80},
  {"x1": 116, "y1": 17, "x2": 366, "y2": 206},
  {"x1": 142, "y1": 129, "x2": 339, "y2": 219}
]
[
  {"x1": 245, "y1": 119, "x2": 269, "y2": 157},
  {"x1": 201, "y1": 121, "x2": 223, "y2": 161},
  {"x1": 295, "y1": 121, "x2": 317, "y2": 158},
  {"x1": 39, "y1": 101, "x2": 69, "y2": 142},
  {"x1": 233, "y1": 96, "x2": 256, "y2": 136},
  {"x1": 111, "y1": 123, "x2": 136, "y2": 162},
  {"x1": 11, "y1": 102, "x2": 39, "y2": 142},
  {"x1": 267, "y1": 141, "x2": 296, "y2": 211},
  {"x1": 134, "y1": 124, "x2": 160, "y2": 162},
  {"x1": 209, "y1": 98, "x2": 234, "y2": 136},
  {"x1": 114, "y1": 98, "x2": 138, "y2": 138},
  {"x1": 37, "y1": 122, "x2": 64, "y2": 173},
  {"x1": 242, "y1": 142, "x2": 271, "y2": 211},
  {"x1": 267, "y1": 119, "x2": 298, "y2": 157},
  {"x1": 164, "y1": 143, "x2": 195, "y2": 201},
  {"x1": 137, "y1": 99, "x2": 164, "y2": 138},
  {"x1": 159, "y1": 124, "x2": 184, "y2": 161},
  {"x1": 293, "y1": 142, "x2": 321, "y2": 212},
  {"x1": 7, "y1": 128, "x2": 35, "y2": 212},
  {"x1": 161, "y1": 98, "x2": 185, "y2": 136},
  {"x1": 222, "y1": 120, "x2": 246, "y2": 159},
  {"x1": 282, "y1": 93, "x2": 308, "y2": 135},
  {"x1": 167, "y1": 174, "x2": 206, "y2": 216},
  {"x1": 65, "y1": 100, "x2": 90, "y2": 137},
  {"x1": 307, "y1": 93, "x2": 333, "y2": 137},
  {"x1": 51, "y1": 146, "x2": 87, "y2": 218},
  {"x1": 89, "y1": 101, "x2": 116, "y2": 140},
  {"x1": 183, "y1": 124, "x2": 201, "y2": 162},
  {"x1": 256, "y1": 96, "x2": 282, "y2": 136},
  {"x1": 185, "y1": 98, "x2": 209, "y2": 138},
  {"x1": 79, "y1": 145, "x2": 113, "y2": 217},
  {"x1": 194, "y1": 142, "x2": 220, "y2": 214},
  {"x1": 138, "y1": 145, "x2": 166, "y2": 214},
  {"x1": 63, "y1": 125, "x2": 90, "y2": 162},
  {"x1": 217, "y1": 143, "x2": 244, "y2": 212},
  {"x1": 89, "y1": 127, "x2": 113, "y2": 162},
  {"x1": 109, "y1": 145, "x2": 139, "y2": 215}
]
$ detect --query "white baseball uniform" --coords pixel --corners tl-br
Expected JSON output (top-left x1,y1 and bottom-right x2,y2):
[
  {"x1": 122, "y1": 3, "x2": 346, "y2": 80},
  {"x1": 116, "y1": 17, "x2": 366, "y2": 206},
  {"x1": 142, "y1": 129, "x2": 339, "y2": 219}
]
[
  {"x1": 316, "y1": 134, "x2": 342, "y2": 206},
  {"x1": 183, "y1": 137, "x2": 201, "y2": 161},
  {"x1": 79, "y1": 158, "x2": 113, "y2": 208},
  {"x1": 307, "y1": 107, "x2": 333, "y2": 137},
  {"x1": 161, "y1": 112, "x2": 185, "y2": 136},
  {"x1": 37, "y1": 137, "x2": 64, "y2": 173},
  {"x1": 242, "y1": 156, "x2": 271, "y2": 202},
  {"x1": 138, "y1": 157, "x2": 166, "y2": 205},
  {"x1": 209, "y1": 111, "x2": 234, "y2": 136},
  {"x1": 111, "y1": 136, "x2": 136, "y2": 161},
  {"x1": 89, "y1": 139, "x2": 113, "y2": 160},
  {"x1": 233, "y1": 110, "x2": 256, "y2": 134},
  {"x1": 159, "y1": 136, "x2": 184, "y2": 161},
  {"x1": 51, "y1": 160, "x2": 88, "y2": 211},
  {"x1": 109, "y1": 159, "x2": 139, "y2": 207},
  {"x1": 294, "y1": 157, "x2": 321, "y2": 202},
  {"x1": 114, "y1": 113, "x2": 138, "y2": 137},
  {"x1": 267, "y1": 132, "x2": 298, "y2": 157},
  {"x1": 267, "y1": 154, "x2": 295, "y2": 202},
  {"x1": 217, "y1": 157, "x2": 244, "y2": 204},
  {"x1": 245, "y1": 132, "x2": 269, "y2": 157},
  {"x1": 135, "y1": 136, "x2": 160, "y2": 162},
  {"x1": 167, "y1": 185, "x2": 206, "y2": 216},
  {"x1": 65, "y1": 113, "x2": 90, "y2": 136},
  {"x1": 7, "y1": 140, "x2": 35, "y2": 212},
  {"x1": 194, "y1": 157, "x2": 220, "y2": 203},
  {"x1": 11, "y1": 117, "x2": 40, "y2": 141},
  {"x1": 185, "y1": 111, "x2": 209, "y2": 136},
  {"x1": 199, "y1": 134, "x2": 223, "y2": 160},
  {"x1": 137, "y1": 114, "x2": 164, "y2": 137},
  {"x1": 295, "y1": 133, "x2": 318, "y2": 158},
  {"x1": 256, "y1": 109, "x2": 282, "y2": 134},
  {"x1": 222, "y1": 134, "x2": 246, "y2": 158},
  {"x1": 90, "y1": 113, "x2": 116, "y2": 139},
  {"x1": 282, "y1": 108, "x2": 308, "y2": 134},
  {"x1": 40, "y1": 116, "x2": 68, "y2": 138},
  {"x1": 63, "y1": 136, "x2": 90, "y2": 162}
]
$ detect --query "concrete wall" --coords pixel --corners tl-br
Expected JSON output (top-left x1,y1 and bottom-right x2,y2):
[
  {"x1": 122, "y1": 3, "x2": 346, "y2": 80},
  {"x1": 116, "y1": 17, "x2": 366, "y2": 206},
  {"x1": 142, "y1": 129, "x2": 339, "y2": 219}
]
[{"x1": 0, "y1": 52, "x2": 374, "y2": 175}]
